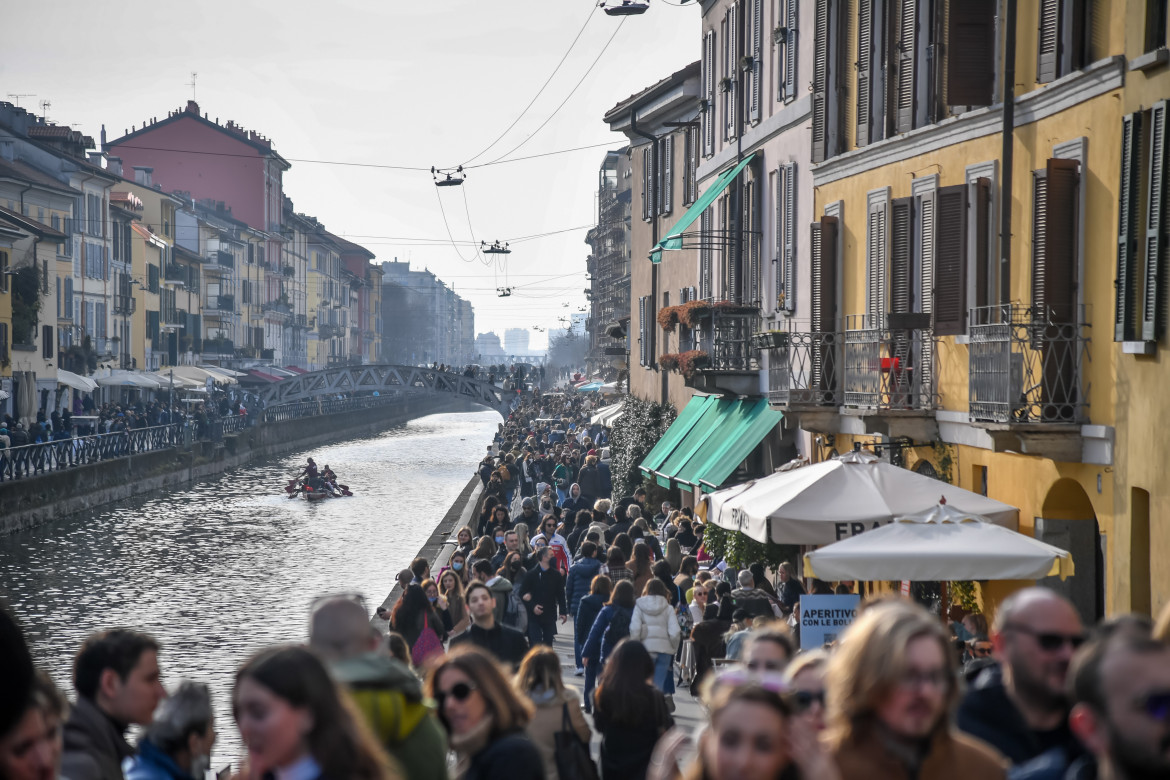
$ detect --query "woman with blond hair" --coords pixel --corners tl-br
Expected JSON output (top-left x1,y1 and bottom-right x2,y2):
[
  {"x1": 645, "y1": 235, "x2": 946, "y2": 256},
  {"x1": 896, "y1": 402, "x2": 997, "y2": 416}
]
[
  {"x1": 439, "y1": 568, "x2": 471, "y2": 635},
  {"x1": 426, "y1": 646, "x2": 544, "y2": 780},
  {"x1": 825, "y1": 601, "x2": 1006, "y2": 780},
  {"x1": 514, "y1": 646, "x2": 593, "y2": 780}
]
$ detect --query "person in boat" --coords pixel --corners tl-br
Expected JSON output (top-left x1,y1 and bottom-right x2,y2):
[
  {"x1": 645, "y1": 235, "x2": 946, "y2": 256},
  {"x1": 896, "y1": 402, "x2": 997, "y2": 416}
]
[{"x1": 321, "y1": 465, "x2": 339, "y2": 495}]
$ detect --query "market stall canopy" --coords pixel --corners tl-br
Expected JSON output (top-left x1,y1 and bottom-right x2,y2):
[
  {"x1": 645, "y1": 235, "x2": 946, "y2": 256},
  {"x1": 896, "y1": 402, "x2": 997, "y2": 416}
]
[
  {"x1": 576, "y1": 382, "x2": 603, "y2": 392},
  {"x1": 706, "y1": 449, "x2": 1019, "y2": 545},
  {"x1": 639, "y1": 394, "x2": 782, "y2": 493},
  {"x1": 650, "y1": 154, "x2": 755, "y2": 264},
  {"x1": 803, "y1": 503, "x2": 1074, "y2": 581},
  {"x1": 94, "y1": 370, "x2": 162, "y2": 389},
  {"x1": 200, "y1": 365, "x2": 246, "y2": 379},
  {"x1": 171, "y1": 366, "x2": 237, "y2": 385},
  {"x1": 590, "y1": 401, "x2": 625, "y2": 427},
  {"x1": 56, "y1": 369, "x2": 98, "y2": 393},
  {"x1": 146, "y1": 371, "x2": 203, "y2": 389}
]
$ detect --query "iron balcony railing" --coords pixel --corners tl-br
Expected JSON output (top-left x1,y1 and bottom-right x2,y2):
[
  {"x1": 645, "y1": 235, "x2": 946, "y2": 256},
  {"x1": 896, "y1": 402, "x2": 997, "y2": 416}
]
[
  {"x1": 205, "y1": 249, "x2": 235, "y2": 269},
  {"x1": 210, "y1": 294, "x2": 236, "y2": 312},
  {"x1": 760, "y1": 323, "x2": 843, "y2": 407},
  {"x1": 842, "y1": 314, "x2": 936, "y2": 411},
  {"x1": 968, "y1": 303, "x2": 1090, "y2": 424},
  {"x1": 113, "y1": 294, "x2": 136, "y2": 315},
  {"x1": 691, "y1": 306, "x2": 761, "y2": 372}
]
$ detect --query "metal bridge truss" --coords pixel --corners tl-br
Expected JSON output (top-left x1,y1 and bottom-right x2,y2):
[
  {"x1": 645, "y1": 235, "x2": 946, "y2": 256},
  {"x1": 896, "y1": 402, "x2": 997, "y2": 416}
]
[{"x1": 257, "y1": 365, "x2": 512, "y2": 416}]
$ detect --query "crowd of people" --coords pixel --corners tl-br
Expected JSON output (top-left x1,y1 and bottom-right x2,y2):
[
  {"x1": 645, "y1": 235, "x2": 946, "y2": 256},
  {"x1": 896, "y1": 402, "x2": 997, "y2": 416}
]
[{"x1": 3, "y1": 387, "x2": 1170, "y2": 780}]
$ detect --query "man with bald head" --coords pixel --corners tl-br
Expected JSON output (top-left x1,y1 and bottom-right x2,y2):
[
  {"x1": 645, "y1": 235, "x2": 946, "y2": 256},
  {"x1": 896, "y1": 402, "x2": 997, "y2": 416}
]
[
  {"x1": 957, "y1": 587, "x2": 1086, "y2": 766},
  {"x1": 308, "y1": 597, "x2": 447, "y2": 780}
]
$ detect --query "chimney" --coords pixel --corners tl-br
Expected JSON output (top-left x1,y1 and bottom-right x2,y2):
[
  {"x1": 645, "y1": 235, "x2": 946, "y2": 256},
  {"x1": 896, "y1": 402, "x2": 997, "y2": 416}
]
[
  {"x1": 0, "y1": 140, "x2": 13, "y2": 162},
  {"x1": 186, "y1": 100, "x2": 200, "y2": 115},
  {"x1": 133, "y1": 166, "x2": 153, "y2": 187},
  {"x1": 107, "y1": 157, "x2": 123, "y2": 177},
  {"x1": 100, "y1": 124, "x2": 107, "y2": 149}
]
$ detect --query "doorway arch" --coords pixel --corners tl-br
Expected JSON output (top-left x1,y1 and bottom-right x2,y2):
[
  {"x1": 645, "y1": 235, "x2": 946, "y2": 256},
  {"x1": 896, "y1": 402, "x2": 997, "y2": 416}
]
[{"x1": 1037, "y1": 478, "x2": 1103, "y2": 622}]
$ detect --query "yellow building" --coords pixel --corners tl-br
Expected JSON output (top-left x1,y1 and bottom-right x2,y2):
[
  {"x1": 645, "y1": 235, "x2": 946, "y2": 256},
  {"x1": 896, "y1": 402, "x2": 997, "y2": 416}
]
[{"x1": 783, "y1": 0, "x2": 1170, "y2": 619}]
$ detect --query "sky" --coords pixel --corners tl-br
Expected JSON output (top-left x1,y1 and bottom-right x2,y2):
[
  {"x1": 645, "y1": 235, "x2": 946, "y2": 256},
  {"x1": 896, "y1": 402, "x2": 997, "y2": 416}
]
[{"x1": 3, "y1": 0, "x2": 699, "y2": 351}]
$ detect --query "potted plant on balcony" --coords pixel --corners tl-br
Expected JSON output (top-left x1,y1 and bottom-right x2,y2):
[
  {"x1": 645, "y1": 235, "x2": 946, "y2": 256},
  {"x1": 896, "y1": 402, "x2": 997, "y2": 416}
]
[
  {"x1": 657, "y1": 306, "x2": 681, "y2": 333},
  {"x1": 676, "y1": 349, "x2": 710, "y2": 379},
  {"x1": 678, "y1": 300, "x2": 711, "y2": 328},
  {"x1": 658, "y1": 352, "x2": 680, "y2": 371}
]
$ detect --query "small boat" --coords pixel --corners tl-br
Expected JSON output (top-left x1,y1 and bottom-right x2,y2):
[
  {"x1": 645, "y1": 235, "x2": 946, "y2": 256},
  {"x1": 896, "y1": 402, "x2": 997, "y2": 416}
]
[{"x1": 285, "y1": 479, "x2": 353, "y2": 500}]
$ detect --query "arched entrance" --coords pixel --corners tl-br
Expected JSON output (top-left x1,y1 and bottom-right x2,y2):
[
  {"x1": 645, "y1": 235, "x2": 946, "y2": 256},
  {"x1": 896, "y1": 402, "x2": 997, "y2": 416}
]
[{"x1": 1037, "y1": 478, "x2": 1103, "y2": 622}]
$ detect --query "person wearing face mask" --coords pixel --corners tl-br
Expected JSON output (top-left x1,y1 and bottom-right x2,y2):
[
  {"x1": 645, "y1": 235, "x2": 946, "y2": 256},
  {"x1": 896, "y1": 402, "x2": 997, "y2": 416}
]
[{"x1": 122, "y1": 682, "x2": 216, "y2": 780}]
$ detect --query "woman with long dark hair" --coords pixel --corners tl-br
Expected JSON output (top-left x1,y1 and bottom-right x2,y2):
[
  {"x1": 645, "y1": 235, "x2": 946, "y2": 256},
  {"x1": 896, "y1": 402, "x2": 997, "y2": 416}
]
[
  {"x1": 627, "y1": 544, "x2": 654, "y2": 596},
  {"x1": 233, "y1": 645, "x2": 397, "y2": 780},
  {"x1": 389, "y1": 583, "x2": 447, "y2": 667},
  {"x1": 477, "y1": 496, "x2": 501, "y2": 538},
  {"x1": 593, "y1": 639, "x2": 674, "y2": 779},
  {"x1": 425, "y1": 646, "x2": 544, "y2": 780},
  {"x1": 580, "y1": 579, "x2": 636, "y2": 715}
]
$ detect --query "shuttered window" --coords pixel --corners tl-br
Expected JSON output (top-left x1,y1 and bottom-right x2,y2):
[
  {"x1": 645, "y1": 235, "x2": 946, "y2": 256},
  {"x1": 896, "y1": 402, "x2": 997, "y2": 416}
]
[
  {"x1": 642, "y1": 146, "x2": 653, "y2": 222},
  {"x1": 147, "y1": 310, "x2": 160, "y2": 344},
  {"x1": 700, "y1": 209, "x2": 713, "y2": 299},
  {"x1": 971, "y1": 178, "x2": 993, "y2": 310},
  {"x1": 810, "y1": 216, "x2": 839, "y2": 395},
  {"x1": 1032, "y1": 158, "x2": 1080, "y2": 324},
  {"x1": 1038, "y1": 0, "x2": 1090, "y2": 83},
  {"x1": 703, "y1": 31, "x2": 716, "y2": 157},
  {"x1": 890, "y1": 198, "x2": 913, "y2": 320},
  {"x1": 683, "y1": 127, "x2": 698, "y2": 205},
  {"x1": 917, "y1": 187, "x2": 937, "y2": 389},
  {"x1": 934, "y1": 185, "x2": 968, "y2": 335},
  {"x1": 1143, "y1": 102, "x2": 1169, "y2": 341},
  {"x1": 638, "y1": 296, "x2": 649, "y2": 366},
  {"x1": 1117, "y1": 114, "x2": 1143, "y2": 341},
  {"x1": 777, "y1": 163, "x2": 797, "y2": 314},
  {"x1": 748, "y1": 0, "x2": 763, "y2": 124},
  {"x1": 745, "y1": 178, "x2": 759, "y2": 304},
  {"x1": 866, "y1": 196, "x2": 888, "y2": 321},
  {"x1": 148, "y1": 263, "x2": 160, "y2": 294},
  {"x1": 723, "y1": 4, "x2": 739, "y2": 142},
  {"x1": 663, "y1": 135, "x2": 674, "y2": 215},
  {"x1": 811, "y1": 0, "x2": 831, "y2": 162},
  {"x1": 856, "y1": 0, "x2": 877, "y2": 146},
  {"x1": 0, "y1": 250, "x2": 7, "y2": 293},
  {"x1": 0, "y1": 323, "x2": 7, "y2": 367},
  {"x1": 948, "y1": 0, "x2": 996, "y2": 106},
  {"x1": 894, "y1": 0, "x2": 916, "y2": 134},
  {"x1": 42, "y1": 325, "x2": 53, "y2": 359},
  {"x1": 779, "y1": 0, "x2": 799, "y2": 103}
]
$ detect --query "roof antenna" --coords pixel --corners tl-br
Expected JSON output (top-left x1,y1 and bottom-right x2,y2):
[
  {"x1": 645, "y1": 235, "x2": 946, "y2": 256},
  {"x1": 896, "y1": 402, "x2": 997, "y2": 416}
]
[
  {"x1": 39, "y1": 99, "x2": 50, "y2": 121},
  {"x1": 188, "y1": 72, "x2": 198, "y2": 101}
]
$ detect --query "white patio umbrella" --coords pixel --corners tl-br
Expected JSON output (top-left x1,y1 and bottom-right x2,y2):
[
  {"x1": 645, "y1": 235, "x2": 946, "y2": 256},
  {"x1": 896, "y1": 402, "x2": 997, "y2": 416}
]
[
  {"x1": 56, "y1": 369, "x2": 98, "y2": 393},
  {"x1": 171, "y1": 366, "x2": 237, "y2": 385},
  {"x1": 803, "y1": 503, "x2": 1074, "y2": 581},
  {"x1": 589, "y1": 401, "x2": 625, "y2": 426},
  {"x1": 94, "y1": 371, "x2": 162, "y2": 389},
  {"x1": 707, "y1": 449, "x2": 1019, "y2": 545}
]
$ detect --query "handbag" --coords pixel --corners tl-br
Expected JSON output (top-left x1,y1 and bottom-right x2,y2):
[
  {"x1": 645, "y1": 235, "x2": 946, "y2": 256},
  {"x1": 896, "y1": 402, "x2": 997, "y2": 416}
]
[
  {"x1": 554, "y1": 703, "x2": 599, "y2": 780},
  {"x1": 410, "y1": 613, "x2": 443, "y2": 667}
]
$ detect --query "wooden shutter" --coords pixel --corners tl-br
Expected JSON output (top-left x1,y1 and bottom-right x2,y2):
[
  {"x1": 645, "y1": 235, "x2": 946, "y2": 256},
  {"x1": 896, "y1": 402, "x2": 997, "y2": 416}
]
[
  {"x1": 1041, "y1": 157, "x2": 1080, "y2": 323},
  {"x1": 785, "y1": 0, "x2": 799, "y2": 102},
  {"x1": 971, "y1": 178, "x2": 992, "y2": 309},
  {"x1": 783, "y1": 163, "x2": 797, "y2": 314},
  {"x1": 1117, "y1": 112, "x2": 1142, "y2": 341},
  {"x1": 663, "y1": 135, "x2": 674, "y2": 214},
  {"x1": 895, "y1": 0, "x2": 916, "y2": 133},
  {"x1": 726, "y1": 3, "x2": 739, "y2": 141},
  {"x1": 812, "y1": 0, "x2": 830, "y2": 162},
  {"x1": 704, "y1": 31, "x2": 716, "y2": 156},
  {"x1": 1038, "y1": 0, "x2": 1060, "y2": 83},
  {"x1": 700, "y1": 209, "x2": 712, "y2": 299},
  {"x1": 890, "y1": 198, "x2": 913, "y2": 318},
  {"x1": 866, "y1": 197, "x2": 888, "y2": 321},
  {"x1": 857, "y1": 0, "x2": 874, "y2": 146},
  {"x1": 642, "y1": 146, "x2": 652, "y2": 221},
  {"x1": 934, "y1": 184, "x2": 968, "y2": 335},
  {"x1": 42, "y1": 325, "x2": 53, "y2": 359},
  {"x1": 746, "y1": 179, "x2": 759, "y2": 303},
  {"x1": 1144, "y1": 102, "x2": 1169, "y2": 341},
  {"x1": 810, "y1": 216, "x2": 839, "y2": 398},
  {"x1": 749, "y1": 0, "x2": 763, "y2": 123},
  {"x1": 639, "y1": 296, "x2": 648, "y2": 365},
  {"x1": 948, "y1": 0, "x2": 996, "y2": 106}
]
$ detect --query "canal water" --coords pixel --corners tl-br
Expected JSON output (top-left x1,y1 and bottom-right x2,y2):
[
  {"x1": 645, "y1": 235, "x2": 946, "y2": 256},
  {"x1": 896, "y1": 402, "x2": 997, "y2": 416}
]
[{"x1": 0, "y1": 409, "x2": 499, "y2": 766}]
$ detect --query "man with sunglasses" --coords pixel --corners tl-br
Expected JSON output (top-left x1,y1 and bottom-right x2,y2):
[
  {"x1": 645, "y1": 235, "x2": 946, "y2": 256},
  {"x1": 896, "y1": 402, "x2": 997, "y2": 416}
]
[{"x1": 958, "y1": 588, "x2": 1085, "y2": 767}]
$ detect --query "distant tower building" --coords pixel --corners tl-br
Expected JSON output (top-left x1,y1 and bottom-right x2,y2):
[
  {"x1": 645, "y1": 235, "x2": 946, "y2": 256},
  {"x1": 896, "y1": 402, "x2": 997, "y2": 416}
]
[
  {"x1": 475, "y1": 332, "x2": 505, "y2": 359},
  {"x1": 504, "y1": 328, "x2": 530, "y2": 355}
]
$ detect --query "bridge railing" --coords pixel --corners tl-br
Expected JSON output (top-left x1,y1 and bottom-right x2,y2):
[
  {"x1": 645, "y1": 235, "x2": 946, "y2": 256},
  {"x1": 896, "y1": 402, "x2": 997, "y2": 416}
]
[
  {"x1": 0, "y1": 424, "x2": 183, "y2": 483},
  {"x1": 260, "y1": 392, "x2": 405, "y2": 423}
]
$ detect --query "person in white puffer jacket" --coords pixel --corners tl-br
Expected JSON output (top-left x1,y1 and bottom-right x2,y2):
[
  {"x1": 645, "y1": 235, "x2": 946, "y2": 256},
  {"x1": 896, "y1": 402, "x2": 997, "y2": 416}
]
[{"x1": 630, "y1": 579, "x2": 682, "y2": 706}]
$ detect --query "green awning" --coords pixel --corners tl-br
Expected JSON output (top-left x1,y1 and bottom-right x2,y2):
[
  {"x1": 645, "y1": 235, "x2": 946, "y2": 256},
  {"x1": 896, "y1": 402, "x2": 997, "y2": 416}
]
[
  {"x1": 638, "y1": 395, "x2": 782, "y2": 492},
  {"x1": 638, "y1": 395, "x2": 718, "y2": 480},
  {"x1": 649, "y1": 153, "x2": 756, "y2": 264}
]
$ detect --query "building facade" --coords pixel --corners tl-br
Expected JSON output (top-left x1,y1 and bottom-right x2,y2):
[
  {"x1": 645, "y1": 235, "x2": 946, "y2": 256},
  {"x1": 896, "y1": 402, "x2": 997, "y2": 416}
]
[{"x1": 584, "y1": 149, "x2": 632, "y2": 378}]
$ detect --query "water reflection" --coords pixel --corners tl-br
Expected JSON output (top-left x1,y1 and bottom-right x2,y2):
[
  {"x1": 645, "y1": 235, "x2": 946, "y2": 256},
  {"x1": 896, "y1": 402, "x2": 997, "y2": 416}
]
[{"x1": 0, "y1": 410, "x2": 498, "y2": 765}]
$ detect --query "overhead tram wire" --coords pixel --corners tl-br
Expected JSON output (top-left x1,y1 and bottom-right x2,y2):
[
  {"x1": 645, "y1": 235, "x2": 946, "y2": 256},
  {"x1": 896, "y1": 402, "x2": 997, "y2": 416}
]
[
  {"x1": 433, "y1": 186, "x2": 484, "y2": 265},
  {"x1": 458, "y1": 2, "x2": 598, "y2": 168},
  {"x1": 472, "y1": 18, "x2": 628, "y2": 168}
]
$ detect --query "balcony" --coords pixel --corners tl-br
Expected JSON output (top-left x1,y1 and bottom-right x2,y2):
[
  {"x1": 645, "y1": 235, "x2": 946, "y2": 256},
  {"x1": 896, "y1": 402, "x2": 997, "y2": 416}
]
[
  {"x1": 163, "y1": 307, "x2": 186, "y2": 326},
  {"x1": 840, "y1": 314, "x2": 937, "y2": 438},
  {"x1": 282, "y1": 264, "x2": 295, "y2": 277},
  {"x1": 113, "y1": 294, "x2": 136, "y2": 315},
  {"x1": 295, "y1": 314, "x2": 308, "y2": 328},
  {"x1": 204, "y1": 338, "x2": 234, "y2": 356},
  {"x1": 967, "y1": 304, "x2": 1090, "y2": 460},
  {"x1": 262, "y1": 300, "x2": 292, "y2": 317},
  {"x1": 762, "y1": 324, "x2": 843, "y2": 417},
  {"x1": 204, "y1": 249, "x2": 235, "y2": 271},
  {"x1": 165, "y1": 263, "x2": 189, "y2": 286},
  {"x1": 204, "y1": 295, "x2": 236, "y2": 316},
  {"x1": 668, "y1": 303, "x2": 760, "y2": 396}
]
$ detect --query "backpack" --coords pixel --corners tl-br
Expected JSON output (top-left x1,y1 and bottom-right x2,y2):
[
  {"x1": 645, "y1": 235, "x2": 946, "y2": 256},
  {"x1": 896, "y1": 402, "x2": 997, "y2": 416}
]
[
  {"x1": 604, "y1": 606, "x2": 632, "y2": 648},
  {"x1": 498, "y1": 465, "x2": 512, "y2": 482},
  {"x1": 502, "y1": 589, "x2": 528, "y2": 632}
]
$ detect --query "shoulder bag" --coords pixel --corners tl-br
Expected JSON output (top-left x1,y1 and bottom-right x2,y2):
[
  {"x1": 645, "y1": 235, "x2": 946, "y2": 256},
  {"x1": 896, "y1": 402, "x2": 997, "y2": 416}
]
[{"x1": 554, "y1": 702, "x2": 599, "y2": 780}]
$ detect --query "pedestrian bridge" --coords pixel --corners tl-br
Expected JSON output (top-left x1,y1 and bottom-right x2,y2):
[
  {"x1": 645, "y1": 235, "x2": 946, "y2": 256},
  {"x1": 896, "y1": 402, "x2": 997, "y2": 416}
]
[{"x1": 256, "y1": 365, "x2": 513, "y2": 417}]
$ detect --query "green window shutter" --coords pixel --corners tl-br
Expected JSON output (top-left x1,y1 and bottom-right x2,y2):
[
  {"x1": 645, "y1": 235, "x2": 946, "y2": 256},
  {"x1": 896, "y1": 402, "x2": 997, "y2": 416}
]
[
  {"x1": 1143, "y1": 101, "x2": 1168, "y2": 341},
  {"x1": 1117, "y1": 112, "x2": 1142, "y2": 342}
]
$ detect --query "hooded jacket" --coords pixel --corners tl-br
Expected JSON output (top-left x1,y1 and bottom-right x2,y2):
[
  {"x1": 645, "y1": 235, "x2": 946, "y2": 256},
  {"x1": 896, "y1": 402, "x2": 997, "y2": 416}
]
[
  {"x1": 630, "y1": 594, "x2": 682, "y2": 655},
  {"x1": 330, "y1": 652, "x2": 449, "y2": 780},
  {"x1": 61, "y1": 696, "x2": 134, "y2": 780},
  {"x1": 565, "y1": 556, "x2": 602, "y2": 615}
]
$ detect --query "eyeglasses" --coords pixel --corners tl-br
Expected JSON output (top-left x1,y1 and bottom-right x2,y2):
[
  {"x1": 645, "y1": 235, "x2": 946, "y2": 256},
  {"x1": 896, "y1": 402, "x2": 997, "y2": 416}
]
[
  {"x1": 1137, "y1": 691, "x2": 1170, "y2": 722},
  {"x1": 1003, "y1": 624, "x2": 1086, "y2": 652},
  {"x1": 971, "y1": 644, "x2": 994, "y2": 656},
  {"x1": 435, "y1": 681, "x2": 478, "y2": 708},
  {"x1": 787, "y1": 690, "x2": 826, "y2": 712}
]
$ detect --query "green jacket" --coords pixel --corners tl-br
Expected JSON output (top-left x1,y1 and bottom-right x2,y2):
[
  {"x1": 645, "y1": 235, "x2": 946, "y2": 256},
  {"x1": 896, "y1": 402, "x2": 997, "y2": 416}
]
[{"x1": 331, "y1": 652, "x2": 448, "y2": 780}]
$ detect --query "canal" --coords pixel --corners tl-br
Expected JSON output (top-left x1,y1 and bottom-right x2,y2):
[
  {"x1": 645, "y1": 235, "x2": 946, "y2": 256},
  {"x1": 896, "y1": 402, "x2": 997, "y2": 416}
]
[{"x1": 0, "y1": 409, "x2": 499, "y2": 766}]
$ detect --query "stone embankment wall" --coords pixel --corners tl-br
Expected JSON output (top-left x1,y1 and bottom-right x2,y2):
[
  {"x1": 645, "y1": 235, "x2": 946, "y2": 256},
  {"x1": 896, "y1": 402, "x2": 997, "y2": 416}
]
[{"x1": 0, "y1": 396, "x2": 481, "y2": 534}]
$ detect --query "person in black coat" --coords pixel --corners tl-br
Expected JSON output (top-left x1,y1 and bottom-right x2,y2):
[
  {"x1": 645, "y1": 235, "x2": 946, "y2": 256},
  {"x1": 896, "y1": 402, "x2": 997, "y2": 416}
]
[
  {"x1": 516, "y1": 547, "x2": 567, "y2": 647},
  {"x1": 450, "y1": 582, "x2": 530, "y2": 670}
]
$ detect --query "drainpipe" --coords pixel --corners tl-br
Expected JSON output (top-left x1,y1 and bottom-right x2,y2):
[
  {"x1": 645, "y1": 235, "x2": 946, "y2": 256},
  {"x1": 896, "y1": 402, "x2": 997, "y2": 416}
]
[
  {"x1": 630, "y1": 111, "x2": 663, "y2": 401},
  {"x1": 999, "y1": 0, "x2": 1017, "y2": 307}
]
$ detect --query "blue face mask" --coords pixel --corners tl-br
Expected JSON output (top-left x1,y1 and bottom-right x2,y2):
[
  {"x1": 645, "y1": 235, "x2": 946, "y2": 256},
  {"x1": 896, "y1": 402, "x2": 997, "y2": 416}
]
[
  {"x1": 495, "y1": 536, "x2": 505, "y2": 544},
  {"x1": 452, "y1": 562, "x2": 464, "y2": 571},
  {"x1": 428, "y1": 595, "x2": 438, "y2": 603}
]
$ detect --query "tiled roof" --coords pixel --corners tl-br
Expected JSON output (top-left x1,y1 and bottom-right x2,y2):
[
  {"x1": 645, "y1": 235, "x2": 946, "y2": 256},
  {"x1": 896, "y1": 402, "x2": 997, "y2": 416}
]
[
  {"x1": 0, "y1": 204, "x2": 68, "y2": 239},
  {"x1": 0, "y1": 157, "x2": 78, "y2": 194}
]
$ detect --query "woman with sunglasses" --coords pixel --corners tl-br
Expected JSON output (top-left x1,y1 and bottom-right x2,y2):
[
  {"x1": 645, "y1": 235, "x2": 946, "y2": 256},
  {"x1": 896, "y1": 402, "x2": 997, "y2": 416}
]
[
  {"x1": 594, "y1": 639, "x2": 674, "y2": 780},
  {"x1": 233, "y1": 645, "x2": 396, "y2": 780},
  {"x1": 783, "y1": 649, "x2": 829, "y2": 734},
  {"x1": 425, "y1": 646, "x2": 544, "y2": 780}
]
